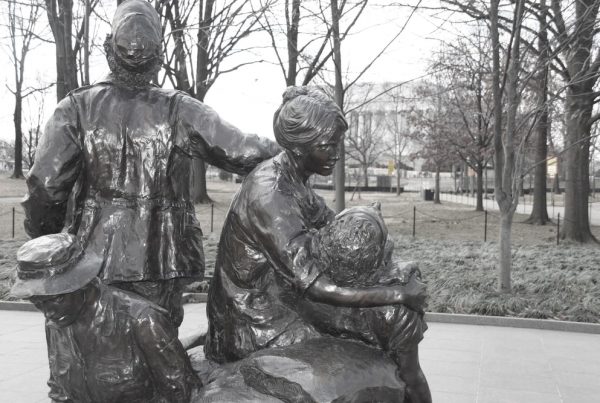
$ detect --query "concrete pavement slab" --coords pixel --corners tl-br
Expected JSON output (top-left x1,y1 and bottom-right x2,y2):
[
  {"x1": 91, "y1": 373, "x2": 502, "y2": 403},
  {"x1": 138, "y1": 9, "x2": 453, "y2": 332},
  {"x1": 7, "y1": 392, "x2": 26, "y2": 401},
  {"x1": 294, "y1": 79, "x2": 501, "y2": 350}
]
[{"x1": 2, "y1": 306, "x2": 600, "y2": 402}]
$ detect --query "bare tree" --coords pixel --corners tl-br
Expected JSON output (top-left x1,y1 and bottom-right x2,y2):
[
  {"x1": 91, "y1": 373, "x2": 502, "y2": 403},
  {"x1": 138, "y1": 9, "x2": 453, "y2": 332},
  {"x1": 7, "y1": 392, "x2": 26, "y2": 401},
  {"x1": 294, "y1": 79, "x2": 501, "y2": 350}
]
[
  {"x1": 383, "y1": 83, "x2": 412, "y2": 195},
  {"x1": 44, "y1": 0, "x2": 99, "y2": 101},
  {"x1": 333, "y1": 1, "x2": 424, "y2": 211},
  {"x1": 490, "y1": 0, "x2": 531, "y2": 292},
  {"x1": 444, "y1": 0, "x2": 600, "y2": 242},
  {"x1": 157, "y1": 0, "x2": 270, "y2": 203},
  {"x1": 260, "y1": 0, "x2": 329, "y2": 86},
  {"x1": 345, "y1": 110, "x2": 388, "y2": 188},
  {"x1": 409, "y1": 80, "x2": 458, "y2": 204},
  {"x1": 434, "y1": 29, "x2": 495, "y2": 211},
  {"x1": 550, "y1": 0, "x2": 600, "y2": 242},
  {"x1": 4, "y1": 0, "x2": 47, "y2": 179},
  {"x1": 263, "y1": 0, "x2": 421, "y2": 211},
  {"x1": 330, "y1": 0, "x2": 346, "y2": 211},
  {"x1": 22, "y1": 91, "x2": 47, "y2": 169}
]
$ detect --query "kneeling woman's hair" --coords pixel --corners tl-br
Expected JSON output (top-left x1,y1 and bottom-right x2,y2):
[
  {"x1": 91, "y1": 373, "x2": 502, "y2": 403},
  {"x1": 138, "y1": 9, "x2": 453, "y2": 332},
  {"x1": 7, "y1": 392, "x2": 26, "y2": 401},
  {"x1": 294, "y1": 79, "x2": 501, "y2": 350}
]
[{"x1": 273, "y1": 86, "x2": 348, "y2": 155}]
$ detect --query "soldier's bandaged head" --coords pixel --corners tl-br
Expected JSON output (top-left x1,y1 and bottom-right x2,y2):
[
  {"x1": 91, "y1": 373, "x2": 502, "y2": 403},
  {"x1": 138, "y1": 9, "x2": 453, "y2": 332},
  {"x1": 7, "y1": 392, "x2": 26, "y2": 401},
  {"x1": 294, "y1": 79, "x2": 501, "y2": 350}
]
[{"x1": 319, "y1": 203, "x2": 388, "y2": 287}]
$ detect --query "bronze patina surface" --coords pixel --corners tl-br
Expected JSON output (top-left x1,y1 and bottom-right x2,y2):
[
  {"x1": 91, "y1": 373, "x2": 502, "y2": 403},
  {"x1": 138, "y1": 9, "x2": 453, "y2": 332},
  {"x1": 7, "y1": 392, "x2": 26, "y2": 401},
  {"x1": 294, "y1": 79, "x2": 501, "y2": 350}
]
[
  {"x1": 22, "y1": 0, "x2": 278, "y2": 326},
  {"x1": 204, "y1": 86, "x2": 431, "y2": 402},
  {"x1": 18, "y1": 1, "x2": 431, "y2": 398},
  {"x1": 12, "y1": 234, "x2": 200, "y2": 402}
]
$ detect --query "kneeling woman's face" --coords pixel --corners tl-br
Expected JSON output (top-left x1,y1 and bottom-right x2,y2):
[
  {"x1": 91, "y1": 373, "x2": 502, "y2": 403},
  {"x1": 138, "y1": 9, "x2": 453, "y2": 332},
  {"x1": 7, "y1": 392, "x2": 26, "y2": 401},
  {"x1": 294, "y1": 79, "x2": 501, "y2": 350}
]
[{"x1": 303, "y1": 128, "x2": 344, "y2": 176}]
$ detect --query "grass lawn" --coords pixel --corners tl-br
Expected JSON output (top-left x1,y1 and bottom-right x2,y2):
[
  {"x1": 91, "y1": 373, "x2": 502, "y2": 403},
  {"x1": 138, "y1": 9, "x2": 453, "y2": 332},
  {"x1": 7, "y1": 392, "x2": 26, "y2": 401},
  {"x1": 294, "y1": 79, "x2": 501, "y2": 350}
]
[
  {"x1": 1, "y1": 176, "x2": 599, "y2": 323},
  {"x1": 398, "y1": 237, "x2": 600, "y2": 323}
]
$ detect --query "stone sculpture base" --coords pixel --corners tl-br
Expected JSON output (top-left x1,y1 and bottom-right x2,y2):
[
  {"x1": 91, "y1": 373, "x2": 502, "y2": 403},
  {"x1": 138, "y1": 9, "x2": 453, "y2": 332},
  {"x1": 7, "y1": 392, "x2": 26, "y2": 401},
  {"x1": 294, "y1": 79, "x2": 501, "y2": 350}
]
[{"x1": 189, "y1": 337, "x2": 405, "y2": 403}]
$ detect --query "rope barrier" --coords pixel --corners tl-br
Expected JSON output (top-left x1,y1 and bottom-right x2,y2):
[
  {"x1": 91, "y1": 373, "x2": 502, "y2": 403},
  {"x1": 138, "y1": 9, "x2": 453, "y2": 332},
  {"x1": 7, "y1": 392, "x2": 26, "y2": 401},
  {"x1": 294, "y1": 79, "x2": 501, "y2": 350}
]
[
  {"x1": 415, "y1": 208, "x2": 485, "y2": 224},
  {"x1": 384, "y1": 209, "x2": 414, "y2": 219}
]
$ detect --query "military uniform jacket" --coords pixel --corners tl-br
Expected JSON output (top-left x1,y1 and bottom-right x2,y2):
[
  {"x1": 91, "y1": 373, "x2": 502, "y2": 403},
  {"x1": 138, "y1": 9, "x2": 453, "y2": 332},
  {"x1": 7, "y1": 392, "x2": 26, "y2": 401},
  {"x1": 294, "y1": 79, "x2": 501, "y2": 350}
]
[{"x1": 23, "y1": 76, "x2": 278, "y2": 283}]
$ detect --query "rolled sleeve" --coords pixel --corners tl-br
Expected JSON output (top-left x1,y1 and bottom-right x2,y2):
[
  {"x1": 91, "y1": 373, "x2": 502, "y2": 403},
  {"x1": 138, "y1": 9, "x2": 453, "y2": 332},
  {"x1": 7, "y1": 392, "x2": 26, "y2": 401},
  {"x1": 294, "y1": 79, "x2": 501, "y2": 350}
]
[
  {"x1": 174, "y1": 95, "x2": 280, "y2": 175},
  {"x1": 289, "y1": 235, "x2": 324, "y2": 292},
  {"x1": 247, "y1": 191, "x2": 325, "y2": 293}
]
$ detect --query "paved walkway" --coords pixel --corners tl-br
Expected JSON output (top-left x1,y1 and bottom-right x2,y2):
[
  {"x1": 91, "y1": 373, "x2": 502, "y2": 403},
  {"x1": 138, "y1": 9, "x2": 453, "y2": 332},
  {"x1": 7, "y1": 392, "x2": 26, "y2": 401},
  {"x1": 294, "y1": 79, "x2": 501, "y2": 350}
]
[{"x1": 1, "y1": 305, "x2": 599, "y2": 402}]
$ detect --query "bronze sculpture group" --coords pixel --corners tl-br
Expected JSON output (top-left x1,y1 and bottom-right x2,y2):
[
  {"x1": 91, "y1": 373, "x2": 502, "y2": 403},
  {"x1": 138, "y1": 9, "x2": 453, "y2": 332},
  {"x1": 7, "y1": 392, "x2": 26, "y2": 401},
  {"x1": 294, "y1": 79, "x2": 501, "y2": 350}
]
[{"x1": 12, "y1": 1, "x2": 430, "y2": 401}]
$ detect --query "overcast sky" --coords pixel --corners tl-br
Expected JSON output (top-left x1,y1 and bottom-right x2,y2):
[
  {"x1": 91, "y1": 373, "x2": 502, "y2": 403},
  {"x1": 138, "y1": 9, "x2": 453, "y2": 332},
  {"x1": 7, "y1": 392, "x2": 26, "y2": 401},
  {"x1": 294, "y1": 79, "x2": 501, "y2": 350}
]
[{"x1": 0, "y1": 2, "x2": 456, "y2": 143}]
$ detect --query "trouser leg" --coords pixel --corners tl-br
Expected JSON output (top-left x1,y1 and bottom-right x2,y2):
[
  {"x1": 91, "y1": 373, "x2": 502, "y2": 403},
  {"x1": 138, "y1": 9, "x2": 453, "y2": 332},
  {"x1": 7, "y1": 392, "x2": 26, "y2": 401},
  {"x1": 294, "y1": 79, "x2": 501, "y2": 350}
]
[
  {"x1": 389, "y1": 348, "x2": 432, "y2": 403},
  {"x1": 365, "y1": 306, "x2": 430, "y2": 403},
  {"x1": 113, "y1": 278, "x2": 187, "y2": 328}
]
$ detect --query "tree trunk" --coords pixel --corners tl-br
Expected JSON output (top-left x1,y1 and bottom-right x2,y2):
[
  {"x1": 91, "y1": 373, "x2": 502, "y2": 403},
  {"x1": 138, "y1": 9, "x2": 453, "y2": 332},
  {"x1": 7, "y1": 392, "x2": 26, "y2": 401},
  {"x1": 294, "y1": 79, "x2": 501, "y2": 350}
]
[
  {"x1": 396, "y1": 163, "x2": 402, "y2": 195},
  {"x1": 363, "y1": 165, "x2": 368, "y2": 188},
  {"x1": 168, "y1": 1, "x2": 193, "y2": 94},
  {"x1": 553, "y1": 173, "x2": 561, "y2": 194},
  {"x1": 462, "y1": 162, "x2": 469, "y2": 193},
  {"x1": 83, "y1": 0, "x2": 90, "y2": 85},
  {"x1": 498, "y1": 212, "x2": 513, "y2": 292},
  {"x1": 331, "y1": 0, "x2": 345, "y2": 213},
  {"x1": 526, "y1": 38, "x2": 550, "y2": 225},
  {"x1": 62, "y1": 0, "x2": 77, "y2": 95},
  {"x1": 562, "y1": 91, "x2": 594, "y2": 241},
  {"x1": 192, "y1": 161, "x2": 212, "y2": 204},
  {"x1": 560, "y1": 0, "x2": 598, "y2": 242},
  {"x1": 434, "y1": 165, "x2": 441, "y2": 204},
  {"x1": 475, "y1": 164, "x2": 484, "y2": 211},
  {"x1": 46, "y1": 0, "x2": 78, "y2": 101},
  {"x1": 196, "y1": 0, "x2": 213, "y2": 98},
  {"x1": 452, "y1": 164, "x2": 458, "y2": 193},
  {"x1": 490, "y1": 0, "x2": 524, "y2": 293},
  {"x1": 286, "y1": 0, "x2": 300, "y2": 86},
  {"x1": 484, "y1": 164, "x2": 488, "y2": 198},
  {"x1": 11, "y1": 93, "x2": 24, "y2": 179}
]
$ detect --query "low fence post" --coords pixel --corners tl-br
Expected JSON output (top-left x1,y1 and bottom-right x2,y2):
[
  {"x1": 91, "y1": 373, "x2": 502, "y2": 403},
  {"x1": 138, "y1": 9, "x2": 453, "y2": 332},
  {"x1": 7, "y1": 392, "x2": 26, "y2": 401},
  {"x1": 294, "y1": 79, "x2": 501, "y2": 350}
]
[
  {"x1": 412, "y1": 206, "x2": 416, "y2": 238},
  {"x1": 484, "y1": 210, "x2": 488, "y2": 242},
  {"x1": 210, "y1": 204, "x2": 214, "y2": 233},
  {"x1": 12, "y1": 207, "x2": 15, "y2": 238},
  {"x1": 557, "y1": 213, "x2": 560, "y2": 246}
]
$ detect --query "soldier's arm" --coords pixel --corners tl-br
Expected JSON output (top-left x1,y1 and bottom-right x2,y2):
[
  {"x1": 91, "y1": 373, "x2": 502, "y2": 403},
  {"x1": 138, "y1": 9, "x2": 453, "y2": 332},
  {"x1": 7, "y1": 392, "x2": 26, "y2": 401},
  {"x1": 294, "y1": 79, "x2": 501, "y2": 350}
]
[
  {"x1": 174, "y1": 94, "x2": 281, "y2": 175},
  {"x1": 22, "y1": 95, "x2": 82, "y2": 238},
  {"x1": 135, "y1": 308, "x2": 200, "y2": 402}
]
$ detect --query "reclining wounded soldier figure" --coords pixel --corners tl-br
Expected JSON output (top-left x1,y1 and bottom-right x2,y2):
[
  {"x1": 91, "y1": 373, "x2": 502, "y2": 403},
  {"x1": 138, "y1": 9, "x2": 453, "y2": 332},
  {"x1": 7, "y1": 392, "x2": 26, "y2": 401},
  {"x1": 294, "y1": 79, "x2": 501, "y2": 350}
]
[
  {"x1": 299, "y1": 203, "x2": 432, "y2": 403},
  {"x1": 10, "y1": 233, "x2": 200, "y2": 403}
]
